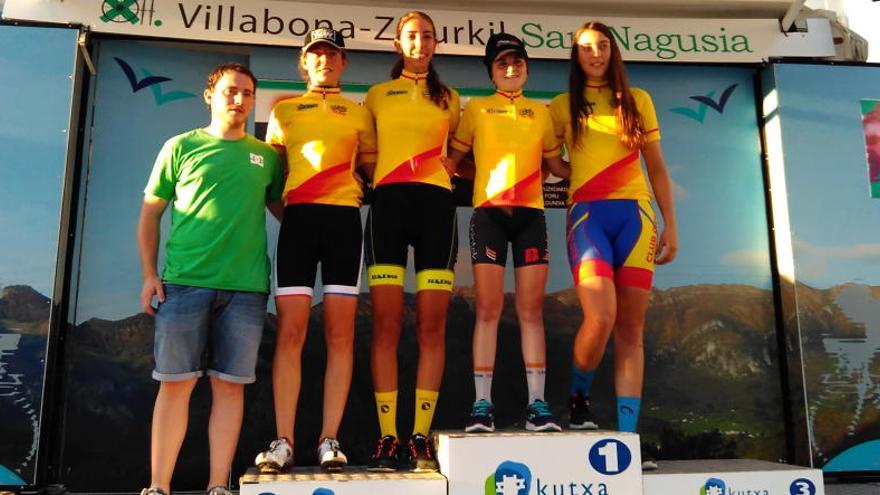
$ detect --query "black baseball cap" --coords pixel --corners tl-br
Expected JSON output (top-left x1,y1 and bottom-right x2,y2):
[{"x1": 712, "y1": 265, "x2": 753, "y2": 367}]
[
  {"x1": 484, "y1": 33, "x2": 528, "y2": 69},
  {"x1": 303, "y1": 28, "x2": 345, "y2": 52}
]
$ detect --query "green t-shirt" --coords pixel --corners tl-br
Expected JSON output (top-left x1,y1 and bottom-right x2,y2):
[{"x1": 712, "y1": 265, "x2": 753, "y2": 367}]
[{"x1": 145, "y1": 129, "x2": 283, "y2": 293}]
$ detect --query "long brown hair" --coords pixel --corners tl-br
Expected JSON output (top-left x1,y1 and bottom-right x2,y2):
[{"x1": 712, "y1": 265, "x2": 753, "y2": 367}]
[
  {"x1": 568, "y1": 21, "x2": 646, "y2": 150},
  {"x1": 391, "y1": 11, "x2": 451, "y2": 109}
]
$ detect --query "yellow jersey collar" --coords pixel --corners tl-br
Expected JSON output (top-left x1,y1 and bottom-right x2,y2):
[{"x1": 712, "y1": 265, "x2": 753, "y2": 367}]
[
  {"x1": 306, "y1": 85, "x2": 341, "y2": 97},
  {"x1": 400, "y1": 69, "x2": 429, "y2": 82},
  {"x1": 495, "y1": 89, "x2": 523, "y2": 101},
  {"x1": 585, "y1": 80, "x2": 609, "y2": 90}
]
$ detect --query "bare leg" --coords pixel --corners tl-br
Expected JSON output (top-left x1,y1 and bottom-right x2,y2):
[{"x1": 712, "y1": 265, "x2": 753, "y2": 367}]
[
  {"x1": 572, "y1": 277, "x2": 617, "y2": 371},
  {"x1": 472, "y1": 264, "x2": 505, "y2": 376},
  {"x1": 150, "y1": 378, "x2": 198, "y2": 494},
  {"x1": 514, "y1": 264, "x2": 549, "y2": 366},
  {"x1": 370, "y1": 285, "x2": 404, "y2": 393},
  {"x1": 207, "y1": 376, "x2": 244, "y2": 489},
  {"x1": 272, "y1": 296, "x2": 311, "y2": 440},
  {"x1": 320, "y1": 294, "x2": 357, "y2": 439},
  {"x1": 415, "y1": 290, "x2": 451, "y2": 390},
  {"x1": 612, "y1": 285, "x2": 650, "y2": 398}
]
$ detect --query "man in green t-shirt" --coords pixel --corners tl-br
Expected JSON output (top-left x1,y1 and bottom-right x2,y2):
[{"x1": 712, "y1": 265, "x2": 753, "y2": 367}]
[{"x1": 136, "y1": 63, "x2": 283, "y2": 495}]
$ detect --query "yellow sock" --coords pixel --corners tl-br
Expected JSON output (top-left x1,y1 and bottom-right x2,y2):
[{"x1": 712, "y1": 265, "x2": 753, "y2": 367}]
[
  {"x1": 375, "y1": 390, "x2": 398, "y2": 438},
  {"x1": 413, "y1": 389, "x2": 439, "y2": 436}
]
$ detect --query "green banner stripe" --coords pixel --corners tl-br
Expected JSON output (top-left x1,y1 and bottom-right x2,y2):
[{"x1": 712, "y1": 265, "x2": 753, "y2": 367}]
[{"x1": 257, "y1": 80, "x2": 562, "y2": 100}]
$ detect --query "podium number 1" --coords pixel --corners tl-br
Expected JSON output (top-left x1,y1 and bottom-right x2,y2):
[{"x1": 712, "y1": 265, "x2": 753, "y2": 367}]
[
  {"x1": 588, "y1": 439, "x2": 632, "y2": 475},
  {"x1": 598, "y1": 443, "x2": 619, "y2": 472}
]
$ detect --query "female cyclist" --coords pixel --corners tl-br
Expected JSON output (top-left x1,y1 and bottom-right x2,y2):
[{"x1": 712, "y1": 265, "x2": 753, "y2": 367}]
[{"x1": 549, "y1": 21, "x2": 677, "y2": 469}]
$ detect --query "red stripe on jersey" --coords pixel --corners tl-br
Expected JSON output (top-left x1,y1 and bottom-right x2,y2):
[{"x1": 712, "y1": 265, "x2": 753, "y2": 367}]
[
  {"x1": 479, "y1": 169, "x2": 542, "y2": 207},
  {"x1": 571, "y1": 151, "x2": 640, "y2": 203},
  {"x1": 376, "y1": 145, "x2": 443, "y2": 186},
  {"x1": 286, "y1": 161, "x2": 351, "y2": 204}
]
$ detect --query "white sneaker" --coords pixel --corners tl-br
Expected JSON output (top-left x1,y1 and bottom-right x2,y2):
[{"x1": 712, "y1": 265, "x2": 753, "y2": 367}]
[
  {"x1": 206, "y1": 486, "x2": 233, "y2": 495},
  {"x1": 255, "y1": 438, "x2": 293, "y2": 473},
  {"x1": 317, "y1": 437, "x2": 347, "y2": 472}
]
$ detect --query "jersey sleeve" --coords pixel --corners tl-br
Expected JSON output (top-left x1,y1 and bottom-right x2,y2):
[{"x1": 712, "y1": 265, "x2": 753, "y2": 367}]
[
  {"x1": 265, "y1": 105, "x2": 286, "y2": 147},
  {"x1": 447, "y1": 88, "x2": 461, "y2": 135},
  {"x1": 451, "y1": 99, "x2": 476, "y2": 153},
  {"x1": 266, "y1": 148, "x2": 284, "y2": 203},
  {"x1": 364, "y1": 85, "x2": 378, "y2": 119},
  {"x1": 358, "y1": 106, "x2": 378, "y2": 165},
  {"x1": 144, "y1": 138, "x2": 179, "y2": 200},
  {"x1": 548, "y1": 94, "x2": 569, "y2": 144},
  {"x1": 539, "y1": 106, "x2": 562, "y2": 158},
  {"x1": 633, "y1": 88, "x2": 661, "y2": 143}
]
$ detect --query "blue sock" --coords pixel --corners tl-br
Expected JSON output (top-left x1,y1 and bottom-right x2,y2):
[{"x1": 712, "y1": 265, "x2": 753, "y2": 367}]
[
  {"x1": 617, "y1": 396, "x2": 641, "y2": 433},
  {"x1": 570, "y1": 366, "x2": 595, "y2": 397}
]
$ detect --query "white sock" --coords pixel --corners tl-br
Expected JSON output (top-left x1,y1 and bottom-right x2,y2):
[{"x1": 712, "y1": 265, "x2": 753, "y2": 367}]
[
  {"x1": 474, "y1": 369, "x2": 493, "y2": 402},
  {"x1": 526, "y1": 366, "x2": 546, "y2": 404}
]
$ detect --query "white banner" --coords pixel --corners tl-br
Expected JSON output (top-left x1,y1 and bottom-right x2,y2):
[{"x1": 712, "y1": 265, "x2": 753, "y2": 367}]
[{"x1": 3, "y1": 0, "x2": 835, "y2": 62}]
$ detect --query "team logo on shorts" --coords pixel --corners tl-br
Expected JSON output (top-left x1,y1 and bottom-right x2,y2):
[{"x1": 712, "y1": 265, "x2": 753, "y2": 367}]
[
  {"x1": 420, "y1": 401, "x2": 432, "y2": 411},
  {"x1": 250, "y1": 153, "x2": 265, "y2": 167},
  {"x1": 485, "y1": 246, "x2": 497, "y2": 261},
  {"x1": 380, "y1": 405, "x2": 390, "y2": 413},
  {"x1": 524, "y1": 247, "x2": 540, "y2": 264}
]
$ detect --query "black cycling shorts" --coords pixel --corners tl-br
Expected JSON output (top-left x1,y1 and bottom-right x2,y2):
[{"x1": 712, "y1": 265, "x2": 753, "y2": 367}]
[
  {"x1": 470, "y1": 206, "x2": 548, "y2": 267},
  {"x1": 274, "y1": 204, "x2": 362, "y2": 297},
  {"x1": 364, "y1": 183, "x2": 457, "y2": 291}
]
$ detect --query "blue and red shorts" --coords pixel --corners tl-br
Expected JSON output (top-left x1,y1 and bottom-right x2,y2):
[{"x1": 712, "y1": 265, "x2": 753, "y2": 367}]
[{"x1": 566, "y1": 199, "x2": 657, "y2": 290}]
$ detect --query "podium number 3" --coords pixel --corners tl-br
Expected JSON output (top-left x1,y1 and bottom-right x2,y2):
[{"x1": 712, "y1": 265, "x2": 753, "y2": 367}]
[{"x1": 790, "y1": 479, "x2": 816, "y2": 495}]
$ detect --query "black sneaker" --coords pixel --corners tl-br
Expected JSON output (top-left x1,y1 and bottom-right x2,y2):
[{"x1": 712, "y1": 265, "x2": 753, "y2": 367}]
[
  {"x1": 367, "y1": 435, "x2": 400, "y2": 472},
  {"x1": 568, "y1": 392, "x2": 599, "y2": 430},
  {"x1": 465, "y1": 399, "x2": 495, "y2": 433},
  {"x1": 526, "y1": 399, "x2": 562, "y2": 432},
  {"x1": 407, "y1": 433, "x2": 439, "y2": 472}
]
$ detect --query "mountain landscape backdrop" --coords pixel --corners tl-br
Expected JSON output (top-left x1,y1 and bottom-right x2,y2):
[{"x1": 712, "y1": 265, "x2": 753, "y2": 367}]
[{"x1": 1, "y1": 282, "x2": 878, "y2": 490}]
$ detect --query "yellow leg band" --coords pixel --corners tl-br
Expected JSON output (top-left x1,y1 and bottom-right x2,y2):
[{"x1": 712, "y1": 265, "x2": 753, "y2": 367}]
[
  {"x1": 367, "y1": 264, "x2": 405, "y2": 287},
  {"x1": 416, "y1": 269, "x2": 454, "y2": 292}
]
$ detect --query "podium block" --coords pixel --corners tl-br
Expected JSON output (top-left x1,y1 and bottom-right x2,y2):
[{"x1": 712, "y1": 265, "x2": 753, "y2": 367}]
[
  {"x1": 643, "y1": 459, "x2": 825, "y2": 495},
  {"x1": 239, "y1": 467, "x2": 447, "y2": 495},
  {"x1": 437, "y1": 431, "x2": 642, "y2": 495}
]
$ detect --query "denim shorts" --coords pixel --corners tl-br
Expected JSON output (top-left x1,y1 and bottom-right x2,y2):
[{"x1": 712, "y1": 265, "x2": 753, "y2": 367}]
[{"x1": 153, "y1": 283, "x2": 268, "y2": 384}]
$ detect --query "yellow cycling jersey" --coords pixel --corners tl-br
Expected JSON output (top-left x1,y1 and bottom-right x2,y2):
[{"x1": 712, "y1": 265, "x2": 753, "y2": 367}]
[
  {"x1": 364, "y1": 69, "x2": 460, "y2": 190},
  {"x1": 452, "y1": 90, "x2": 560, "y2": 209},
  {"x1": 549, "y1": 82, "x2": 660, "y2": 203},
  {"x1": 266, "y1": 86, "x2": 377, "y2": 207}
]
